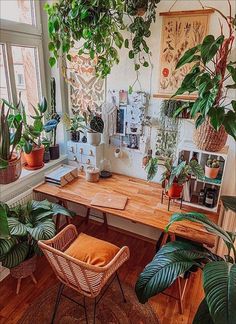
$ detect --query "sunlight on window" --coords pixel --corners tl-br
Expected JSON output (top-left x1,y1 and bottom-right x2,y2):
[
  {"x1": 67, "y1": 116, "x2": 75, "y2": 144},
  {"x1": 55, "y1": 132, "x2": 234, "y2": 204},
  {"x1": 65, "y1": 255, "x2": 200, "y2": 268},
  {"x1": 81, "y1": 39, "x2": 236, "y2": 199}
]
[
  {"x1": 0, "y1": 0, "x2": 35, "y2": 25},
  {"x1": 0, "y1": 44, "x2": 9, "y2": 101}
]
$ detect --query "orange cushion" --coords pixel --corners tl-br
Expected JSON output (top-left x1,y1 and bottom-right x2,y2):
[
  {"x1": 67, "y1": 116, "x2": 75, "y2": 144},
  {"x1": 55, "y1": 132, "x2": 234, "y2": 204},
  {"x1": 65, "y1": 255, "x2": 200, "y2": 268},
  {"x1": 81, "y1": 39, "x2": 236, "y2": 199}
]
[{"x1": 65, "y1": 233, "x2": 120, "y2": 267}]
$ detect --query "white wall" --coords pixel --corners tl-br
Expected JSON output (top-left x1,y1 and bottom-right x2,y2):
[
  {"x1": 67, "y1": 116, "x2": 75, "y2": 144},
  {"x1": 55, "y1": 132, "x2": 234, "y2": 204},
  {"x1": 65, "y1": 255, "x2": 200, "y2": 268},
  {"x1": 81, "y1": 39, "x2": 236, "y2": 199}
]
[{"x1": 105, "y1": 0, "x2": 236, "y2": 196}]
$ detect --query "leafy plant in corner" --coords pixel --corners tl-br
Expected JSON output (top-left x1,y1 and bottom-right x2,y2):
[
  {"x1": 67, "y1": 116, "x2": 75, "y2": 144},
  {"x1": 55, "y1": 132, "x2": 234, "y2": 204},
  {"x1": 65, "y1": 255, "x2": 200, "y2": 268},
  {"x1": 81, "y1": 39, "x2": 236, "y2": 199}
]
[
  {"x1": 173, "y1": 2, "x2": 236, "y2": 140},
  {"x1": 135, "y1": 211, "x2": 236, "y2": 324},
  {"x1": 145, "y1": 157, "x2": 158, "y2": 181},
  {"x1": 0, "y1": 200, "x2": 74, "y2": 269}
]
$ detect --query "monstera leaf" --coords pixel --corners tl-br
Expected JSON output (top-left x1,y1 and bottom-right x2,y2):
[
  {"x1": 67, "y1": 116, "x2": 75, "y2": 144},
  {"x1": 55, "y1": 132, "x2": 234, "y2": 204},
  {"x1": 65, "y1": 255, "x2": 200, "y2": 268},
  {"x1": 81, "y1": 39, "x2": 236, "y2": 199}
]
[
  {"x1": 203, "y1": 262, "x2": 236, "y2": 324},
  {"x1": 135, "y1": 241, "x2": 211, "y2": 304}
]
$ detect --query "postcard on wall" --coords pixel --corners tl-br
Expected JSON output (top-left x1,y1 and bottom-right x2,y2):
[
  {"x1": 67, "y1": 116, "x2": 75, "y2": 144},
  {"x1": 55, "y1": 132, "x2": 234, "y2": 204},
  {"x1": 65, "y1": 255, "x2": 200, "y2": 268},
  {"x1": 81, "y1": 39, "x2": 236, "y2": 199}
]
[{"x1": 157, "y1": 10, "x2": 212, "y2": 99}]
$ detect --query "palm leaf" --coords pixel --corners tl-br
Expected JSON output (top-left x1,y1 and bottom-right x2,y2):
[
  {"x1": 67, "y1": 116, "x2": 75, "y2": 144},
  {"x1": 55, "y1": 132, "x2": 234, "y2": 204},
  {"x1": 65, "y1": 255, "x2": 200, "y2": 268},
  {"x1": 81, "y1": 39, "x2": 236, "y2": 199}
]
[
  {"x1": 193, "y1": 298, "x2": 214, "y2": 324},
  {"x1": 27, "y1": 219, "x2": 56, "y2": 241},
  {"x1": 2, "y1": 241, "x2": 29, "y2": 268},
  {"x1": 135, "y1": 241, "x2": 209, "y2": 304},
  {"x1": 165, "y1": 212, "x2": 233, "y2": 244},
  {"x1": 203, "y1": 262, "x2": 236, "y2": 324},
  {"x1": 7, "y1": 217, "x2": 27, "y2": 236}
]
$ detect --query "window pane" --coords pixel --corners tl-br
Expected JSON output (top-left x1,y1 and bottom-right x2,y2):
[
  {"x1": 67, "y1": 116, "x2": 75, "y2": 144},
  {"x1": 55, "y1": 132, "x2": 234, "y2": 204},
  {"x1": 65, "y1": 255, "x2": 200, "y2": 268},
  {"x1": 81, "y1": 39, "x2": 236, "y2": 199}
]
[
  {"x1": 0, "y1": 44, "x2": 9, "y2": 101},
  {"x1": 12, "y1": 46, "x2": 41, "y2": 115},
  {"x1": 0, "y1": 0, "x2": 34, "y2": 25}
]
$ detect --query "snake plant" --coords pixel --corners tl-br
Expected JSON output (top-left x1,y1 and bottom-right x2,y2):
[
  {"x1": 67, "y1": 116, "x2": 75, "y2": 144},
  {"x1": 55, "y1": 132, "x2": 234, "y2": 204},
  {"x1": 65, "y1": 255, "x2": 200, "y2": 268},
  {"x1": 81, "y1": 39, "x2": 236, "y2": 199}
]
[
  {"x1": 0, "y1": 200, "x2": 74, "y2": 269},
  {"x1": 135, "y1": 212, "x2": 236, "y2": 324}
]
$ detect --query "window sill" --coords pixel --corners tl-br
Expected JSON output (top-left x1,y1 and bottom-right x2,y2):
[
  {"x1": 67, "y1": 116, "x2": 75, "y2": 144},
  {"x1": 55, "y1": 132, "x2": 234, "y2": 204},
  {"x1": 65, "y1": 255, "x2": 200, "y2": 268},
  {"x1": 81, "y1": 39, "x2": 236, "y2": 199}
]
[{"x1": 0, "y1": 155, "x2": 68, "y2": 202}]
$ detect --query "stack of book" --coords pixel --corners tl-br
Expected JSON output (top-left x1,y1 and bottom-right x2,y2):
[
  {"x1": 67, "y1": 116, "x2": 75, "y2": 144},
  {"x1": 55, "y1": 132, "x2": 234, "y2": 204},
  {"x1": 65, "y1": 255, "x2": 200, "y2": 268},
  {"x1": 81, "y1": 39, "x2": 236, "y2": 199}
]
[{"x1": 45, "y1": 165, "x2": 78, "y2": 186}]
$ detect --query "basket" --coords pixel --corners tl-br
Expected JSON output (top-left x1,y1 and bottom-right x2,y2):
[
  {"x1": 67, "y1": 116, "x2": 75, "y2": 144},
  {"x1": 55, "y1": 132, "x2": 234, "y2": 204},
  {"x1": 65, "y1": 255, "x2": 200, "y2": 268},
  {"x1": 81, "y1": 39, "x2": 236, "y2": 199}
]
[
  {"x1": 10, "y1": 256, "x2": 37, "y2": 279},
  {"x1": 193, "y1": 118, "x2": 227, "y2": 152}
]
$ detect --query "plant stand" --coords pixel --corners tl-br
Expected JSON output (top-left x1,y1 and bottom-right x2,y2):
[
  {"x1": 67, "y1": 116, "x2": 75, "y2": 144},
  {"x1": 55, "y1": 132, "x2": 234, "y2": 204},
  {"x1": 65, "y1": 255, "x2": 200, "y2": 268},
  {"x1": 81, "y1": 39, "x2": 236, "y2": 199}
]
[
  {"x1": 161, "y1": 190, "x2": 183, "y2": 211},
  {"x1": 16, "y1": 273, "x2": 37, "y2": 295}
]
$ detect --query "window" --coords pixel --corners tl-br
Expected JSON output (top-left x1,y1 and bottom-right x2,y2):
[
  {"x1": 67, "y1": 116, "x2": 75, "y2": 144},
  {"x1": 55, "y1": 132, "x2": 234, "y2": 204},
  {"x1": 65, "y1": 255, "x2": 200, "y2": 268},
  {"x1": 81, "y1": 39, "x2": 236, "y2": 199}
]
[
  {"x1": 0, "y1": 0, "x2": 35, "y2": 25},
  {"x1": 0, "y1": 0, "x2": 46, "y2": 112}
]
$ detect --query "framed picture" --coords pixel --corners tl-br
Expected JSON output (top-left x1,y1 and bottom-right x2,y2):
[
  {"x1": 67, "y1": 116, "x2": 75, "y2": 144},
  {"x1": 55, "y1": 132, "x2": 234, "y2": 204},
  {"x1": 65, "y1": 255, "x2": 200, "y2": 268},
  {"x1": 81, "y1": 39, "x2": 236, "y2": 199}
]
[
  {"x1": 116, "y1": 106, "x2": 126, "y2": 136},
  {"x1": 127, "y1": 134, "x2": 139, "y2": 150},
  {"x1": 156, "y1": 9, "x2": 213, "y2": 99}
]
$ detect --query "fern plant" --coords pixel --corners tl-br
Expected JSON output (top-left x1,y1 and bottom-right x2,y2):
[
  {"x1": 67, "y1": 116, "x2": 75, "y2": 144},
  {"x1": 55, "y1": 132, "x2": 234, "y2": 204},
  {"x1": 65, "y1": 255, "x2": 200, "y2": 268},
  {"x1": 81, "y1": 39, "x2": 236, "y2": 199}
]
[
  {"x1": 135, "y1": 212, "x2": 236, "y2": 323},
  {"x1": 0, "y1": 200, "x2": 74, "y2": 268}
]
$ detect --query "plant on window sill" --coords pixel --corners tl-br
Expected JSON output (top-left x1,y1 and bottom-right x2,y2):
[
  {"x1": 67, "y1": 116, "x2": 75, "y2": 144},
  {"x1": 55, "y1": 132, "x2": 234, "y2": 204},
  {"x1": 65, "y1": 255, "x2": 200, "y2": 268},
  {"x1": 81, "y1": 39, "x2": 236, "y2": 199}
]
[{"x1": 135, "y1": 212, "x2": 236, "y2": 324}]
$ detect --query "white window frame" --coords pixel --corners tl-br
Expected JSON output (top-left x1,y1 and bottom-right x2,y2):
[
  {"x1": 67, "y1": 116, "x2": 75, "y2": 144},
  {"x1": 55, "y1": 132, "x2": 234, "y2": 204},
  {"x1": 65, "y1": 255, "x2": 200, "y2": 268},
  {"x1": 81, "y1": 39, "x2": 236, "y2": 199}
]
[{"x1": 0, "y1": 0, "x2": 46, "y2": 106}]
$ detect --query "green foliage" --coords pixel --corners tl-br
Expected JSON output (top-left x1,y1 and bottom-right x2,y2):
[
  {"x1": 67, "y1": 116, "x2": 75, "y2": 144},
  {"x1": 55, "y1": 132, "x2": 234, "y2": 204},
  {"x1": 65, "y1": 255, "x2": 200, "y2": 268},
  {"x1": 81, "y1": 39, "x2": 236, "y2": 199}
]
[
  {"x1": 174, "y1": 11, "x2": 236, "y2": 140},
  {"x1": 45, "y1": 0, "x2": 160, "y2": 77},
  {"x1": 0, "y1": 99, "x2": 23, "y2": 169},
  {"x1": 0, "y1": 200, "x2": 74, "y2": 268},
  {"x1": 221, "y1": 196, "x2": 236, "y2": 213},
  {"x1": 145, "y1": 157, "x2": 158, "y2": 181},
  {"x1": 161, "y1": 159, "x2": 204, "y2": 190},
  {"x1": 83, "y1": 108, "x2": 104, "y2": 133},
  {"x1": 0, "y1": 203, "x2": 10, "y2": 239},
  {"x1": 135, "y1": 211, "x2": 236, "y2": 324}
]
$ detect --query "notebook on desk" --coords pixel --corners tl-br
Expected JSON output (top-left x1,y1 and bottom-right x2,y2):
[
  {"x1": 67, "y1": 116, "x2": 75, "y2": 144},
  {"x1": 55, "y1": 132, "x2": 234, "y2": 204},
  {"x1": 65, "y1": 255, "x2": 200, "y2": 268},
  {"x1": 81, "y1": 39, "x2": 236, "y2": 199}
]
[{"x1": 91, "y1": 192, "x2": 128, "y2": 210}]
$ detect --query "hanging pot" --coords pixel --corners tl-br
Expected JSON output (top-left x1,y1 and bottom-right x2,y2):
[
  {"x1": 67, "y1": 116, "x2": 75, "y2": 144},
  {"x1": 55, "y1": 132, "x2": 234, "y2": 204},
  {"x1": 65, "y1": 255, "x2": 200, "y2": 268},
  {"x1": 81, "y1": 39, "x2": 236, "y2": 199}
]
[
  {"x1": 0, "y1": 153, "x2": 22, "y2": 184},
  {"x1": 193, "y1": 118, "x2": 227, "y2": 152},
  {"x1": 87, "y1": 132, "x2": 101, "y2": 146},
  {"x1": 24, "y1": 146, "x2": 44, "y2": 169},
  {"x1": 49, "y1": 144, "x2": 60, "y2": 160},
  {"x1": 167, "y1": 183, "x2": 183, "y2": 198}
]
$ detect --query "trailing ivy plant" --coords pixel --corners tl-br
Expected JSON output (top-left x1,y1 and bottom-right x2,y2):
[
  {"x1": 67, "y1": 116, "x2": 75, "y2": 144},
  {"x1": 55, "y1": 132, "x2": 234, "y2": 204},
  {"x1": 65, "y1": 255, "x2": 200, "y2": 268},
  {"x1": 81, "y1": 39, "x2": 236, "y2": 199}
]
[
  {"x1": 45, "y1": 0, "x2": 160, "y2": 77},
  {"x1": 173, "y1": 2, "x2": 236, "y2": 140},
  {"x1": 45, "y1": 0, "x2": 125, "y2": 78},
  {"x1": 135, "y1": 212, "x2": 236, "y2": 324}
]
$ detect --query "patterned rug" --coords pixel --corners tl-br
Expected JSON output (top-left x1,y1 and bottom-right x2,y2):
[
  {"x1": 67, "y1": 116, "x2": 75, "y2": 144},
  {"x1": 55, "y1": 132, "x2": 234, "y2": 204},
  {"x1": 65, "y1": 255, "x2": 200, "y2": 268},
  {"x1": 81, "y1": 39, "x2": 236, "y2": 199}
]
[{"x1": 19, "y1": 281, "x2": 159, "y2": 323}]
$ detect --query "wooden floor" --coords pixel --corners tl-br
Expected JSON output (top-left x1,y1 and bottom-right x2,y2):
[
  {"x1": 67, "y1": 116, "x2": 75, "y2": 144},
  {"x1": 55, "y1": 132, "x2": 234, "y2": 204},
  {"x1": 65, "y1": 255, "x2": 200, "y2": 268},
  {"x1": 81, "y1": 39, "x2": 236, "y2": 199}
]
[{"x1": 0, "y1": 221, "x2": 204, "y2": 324}]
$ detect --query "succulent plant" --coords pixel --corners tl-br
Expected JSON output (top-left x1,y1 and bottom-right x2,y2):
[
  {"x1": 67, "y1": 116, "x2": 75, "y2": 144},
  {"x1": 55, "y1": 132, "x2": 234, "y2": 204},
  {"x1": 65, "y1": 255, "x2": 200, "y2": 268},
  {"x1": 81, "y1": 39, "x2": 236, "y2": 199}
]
[{"x1": 206, "y1": 159, "x2": 220, "y2": 168}]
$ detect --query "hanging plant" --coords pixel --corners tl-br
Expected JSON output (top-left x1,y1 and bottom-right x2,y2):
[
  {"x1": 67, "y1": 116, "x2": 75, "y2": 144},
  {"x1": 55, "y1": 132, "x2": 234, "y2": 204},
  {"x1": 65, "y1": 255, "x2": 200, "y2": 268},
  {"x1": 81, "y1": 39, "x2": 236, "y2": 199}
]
[
  {"x1": 45, "y1": 1, "x2": 125, "y2": 78},
  {"x1": 44, "y1": 0, "x2": 160, "y2": 77}
]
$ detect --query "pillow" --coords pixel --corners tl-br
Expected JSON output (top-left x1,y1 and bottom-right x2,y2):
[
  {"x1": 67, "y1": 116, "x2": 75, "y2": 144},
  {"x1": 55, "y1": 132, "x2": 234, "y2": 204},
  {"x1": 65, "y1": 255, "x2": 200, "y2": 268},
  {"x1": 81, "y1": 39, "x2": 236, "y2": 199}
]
[{"x1": 65, "y1": 233, "x2": 120, "y2": 267}]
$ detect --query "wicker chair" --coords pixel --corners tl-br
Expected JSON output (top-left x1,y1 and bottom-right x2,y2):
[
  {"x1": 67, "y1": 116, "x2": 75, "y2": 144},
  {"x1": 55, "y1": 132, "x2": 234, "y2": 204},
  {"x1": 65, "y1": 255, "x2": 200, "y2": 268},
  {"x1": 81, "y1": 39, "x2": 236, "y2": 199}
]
[{"x1": 38, "y1": 224, "x2": 130, "y2": 324}]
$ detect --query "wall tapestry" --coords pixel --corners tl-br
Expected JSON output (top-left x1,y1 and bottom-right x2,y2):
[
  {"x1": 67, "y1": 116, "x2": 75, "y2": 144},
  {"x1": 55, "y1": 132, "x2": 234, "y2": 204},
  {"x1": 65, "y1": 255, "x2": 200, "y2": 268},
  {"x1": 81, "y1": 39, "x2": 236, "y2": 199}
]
[
  {"x1": 63, "y1": 47, "x2": 104, "y2": 113},
  {"x1": 157, "y1": 10, "x2": 212, "y2": 99}
]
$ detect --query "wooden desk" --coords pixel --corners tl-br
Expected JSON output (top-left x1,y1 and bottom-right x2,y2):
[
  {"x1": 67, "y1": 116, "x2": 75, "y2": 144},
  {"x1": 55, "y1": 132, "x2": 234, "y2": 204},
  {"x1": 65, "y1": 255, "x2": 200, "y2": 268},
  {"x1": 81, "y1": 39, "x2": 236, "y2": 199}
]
[{"x1": 34, "y1": 173, "x2": 218, "y2": 247}]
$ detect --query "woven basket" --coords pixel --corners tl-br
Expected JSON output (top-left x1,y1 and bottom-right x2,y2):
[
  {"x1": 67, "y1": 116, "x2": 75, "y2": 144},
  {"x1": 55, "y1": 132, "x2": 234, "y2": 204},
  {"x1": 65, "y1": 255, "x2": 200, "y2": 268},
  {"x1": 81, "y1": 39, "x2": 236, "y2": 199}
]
[
  {"x1": 10, "y1": 256, "x2": 37, "y2": 279},
  {"x1": 193, "y1": 118, "x2": 228, "y2": 152}
]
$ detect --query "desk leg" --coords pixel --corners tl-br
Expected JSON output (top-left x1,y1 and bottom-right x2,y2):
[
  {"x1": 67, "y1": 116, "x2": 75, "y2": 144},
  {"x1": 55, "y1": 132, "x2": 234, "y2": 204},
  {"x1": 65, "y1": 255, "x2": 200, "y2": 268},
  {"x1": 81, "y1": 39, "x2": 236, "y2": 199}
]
[
  {"x1": 103, "y1": 212, "x2": 108, "y2": 231},
  {"x1": 85, "y1": 208, "x2": 90, "y2": 224}
]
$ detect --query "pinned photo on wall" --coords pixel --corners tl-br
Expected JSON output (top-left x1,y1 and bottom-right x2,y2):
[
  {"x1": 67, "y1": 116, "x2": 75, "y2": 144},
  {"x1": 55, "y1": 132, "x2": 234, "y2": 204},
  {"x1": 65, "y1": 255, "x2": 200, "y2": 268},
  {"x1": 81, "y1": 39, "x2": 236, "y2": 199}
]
[
  {"x1": 119, "y1": 90, "x2": 128, "y2": 105},
  {"x1": 116, "y1": 106, "x2": 126, "y2": 136},
  {"x1": 126, "y1": 104, "x2": 142, "y2": 134},
  {"x1": 128, "y1": 134, "x2": 139, "y2": 150},
  {"x1": 108, "y1": 90, "x2": 119, "y2": 107}
]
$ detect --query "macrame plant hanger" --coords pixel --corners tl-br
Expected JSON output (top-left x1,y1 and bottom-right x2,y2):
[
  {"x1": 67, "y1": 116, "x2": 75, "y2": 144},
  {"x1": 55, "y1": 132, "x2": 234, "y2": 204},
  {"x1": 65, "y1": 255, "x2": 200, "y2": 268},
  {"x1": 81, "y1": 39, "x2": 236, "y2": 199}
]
[{"x1": 167, "y1": 0, "x2": 205, "y2": 12}]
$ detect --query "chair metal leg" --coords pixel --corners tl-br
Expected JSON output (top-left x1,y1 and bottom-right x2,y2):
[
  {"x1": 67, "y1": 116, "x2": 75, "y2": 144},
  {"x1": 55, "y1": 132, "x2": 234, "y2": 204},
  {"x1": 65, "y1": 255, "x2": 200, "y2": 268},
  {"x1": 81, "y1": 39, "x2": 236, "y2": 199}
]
[
  {"x1": 93, "y1": 297, "x2": 97, "y2": 324},
  {"x1": 83, "y1": 296, "x2": 88, "y2": 324},
  {"x1": 51, "y1": 283, "x2": 64, "y2": 324},
  {"x1": 116, "y1": 272, "x2": 126, "y2": 303}
]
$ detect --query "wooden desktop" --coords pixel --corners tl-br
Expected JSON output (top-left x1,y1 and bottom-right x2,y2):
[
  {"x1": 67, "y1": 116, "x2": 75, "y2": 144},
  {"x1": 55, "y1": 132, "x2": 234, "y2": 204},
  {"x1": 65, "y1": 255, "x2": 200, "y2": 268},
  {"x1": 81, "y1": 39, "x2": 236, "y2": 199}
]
[{"x1": 34, "y1": 173, "x2": 218, "y2": 248}]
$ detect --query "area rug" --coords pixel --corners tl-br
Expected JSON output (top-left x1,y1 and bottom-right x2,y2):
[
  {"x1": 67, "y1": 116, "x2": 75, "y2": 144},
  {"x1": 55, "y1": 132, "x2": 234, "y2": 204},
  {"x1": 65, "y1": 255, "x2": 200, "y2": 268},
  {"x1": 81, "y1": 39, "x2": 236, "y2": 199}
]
[{"x1": 19, "y1": 282, "x2": 159, "y2": 323}]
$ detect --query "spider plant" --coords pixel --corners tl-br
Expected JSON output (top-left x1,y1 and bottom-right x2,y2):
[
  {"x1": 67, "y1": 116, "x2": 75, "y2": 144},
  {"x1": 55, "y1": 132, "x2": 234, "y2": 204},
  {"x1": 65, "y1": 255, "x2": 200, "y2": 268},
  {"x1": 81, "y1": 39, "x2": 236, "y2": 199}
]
[{"x1": 135, "y1": 212, "x2": 236, "y2": 324}]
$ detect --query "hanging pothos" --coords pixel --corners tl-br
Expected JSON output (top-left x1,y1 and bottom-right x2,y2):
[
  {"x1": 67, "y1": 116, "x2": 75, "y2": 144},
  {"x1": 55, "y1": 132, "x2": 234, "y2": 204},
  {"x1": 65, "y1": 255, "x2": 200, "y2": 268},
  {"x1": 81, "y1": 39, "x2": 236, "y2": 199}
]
[{"x1": 44, "y1": 0, "x2": 160, "y2": 78}]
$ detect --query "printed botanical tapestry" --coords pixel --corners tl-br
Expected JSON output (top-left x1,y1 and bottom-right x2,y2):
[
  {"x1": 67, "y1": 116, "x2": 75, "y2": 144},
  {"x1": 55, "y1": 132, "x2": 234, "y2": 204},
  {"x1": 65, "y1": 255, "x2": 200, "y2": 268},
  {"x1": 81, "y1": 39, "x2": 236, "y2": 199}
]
[
  {"x1": 158, "y1": 11, "x2": 211, "y2": 98},
  {"x1": 63, "y1": 47, "x2": 104, "y2": 113}
]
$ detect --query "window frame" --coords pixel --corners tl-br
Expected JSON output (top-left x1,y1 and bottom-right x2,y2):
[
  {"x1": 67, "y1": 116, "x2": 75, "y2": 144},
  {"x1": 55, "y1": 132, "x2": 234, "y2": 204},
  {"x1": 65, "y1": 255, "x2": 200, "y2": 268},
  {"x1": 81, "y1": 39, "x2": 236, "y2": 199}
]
[{"x1": 0, "y1": 0, "x2": 46, "y2": 106}]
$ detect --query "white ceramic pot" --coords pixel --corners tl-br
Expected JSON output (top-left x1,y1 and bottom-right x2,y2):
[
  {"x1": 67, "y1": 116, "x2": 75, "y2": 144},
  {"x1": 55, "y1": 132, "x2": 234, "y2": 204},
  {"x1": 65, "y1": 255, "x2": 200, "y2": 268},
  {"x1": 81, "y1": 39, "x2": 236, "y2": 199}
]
[
  {"x1": 114, "y1": 148, "x2": 122, "y2": 158},
  {"x1": 87, "y1": 132, "x2": 101, "y2": 146}
]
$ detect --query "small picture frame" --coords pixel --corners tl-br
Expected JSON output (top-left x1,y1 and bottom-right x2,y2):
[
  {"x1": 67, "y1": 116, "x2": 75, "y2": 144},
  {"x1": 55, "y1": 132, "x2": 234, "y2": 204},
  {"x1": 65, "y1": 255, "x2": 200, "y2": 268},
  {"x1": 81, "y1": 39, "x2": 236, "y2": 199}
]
[
  {"x1": 116, "y1": 106, "x2": 126, "y2": 136},
  {"x1": 128, "y1": 134, "x2": 139, "y2": 150}
]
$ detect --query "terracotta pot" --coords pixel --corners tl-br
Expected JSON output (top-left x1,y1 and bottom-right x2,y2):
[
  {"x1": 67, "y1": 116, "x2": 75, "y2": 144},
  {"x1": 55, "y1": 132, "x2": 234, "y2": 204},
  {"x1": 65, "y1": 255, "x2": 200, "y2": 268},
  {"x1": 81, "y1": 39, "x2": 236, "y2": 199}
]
[
  {"x1": 0, "y1": 153, "x2": 22, "y2": 184},
  {"x1": 193, "y1": 118, "x2": 228, "y2": 152},
  {"x1": 205, "y1": 165, "x2": 219, "y2": 179},
  {"x1": 24, "y1": 146, "x2": 44, "y2": 168},
  {"x1": 49, "y1": 144, "x2": 60, "y2": 160},
  {"x1": 87, "y1": 132, "x2": 101, "y2": 146},
  {"x1": 10, "y1": 256, "x2": 37, "y2": 279},
  {"x1": 167, "y1": 183, "x2": 183, "y2": 198}
]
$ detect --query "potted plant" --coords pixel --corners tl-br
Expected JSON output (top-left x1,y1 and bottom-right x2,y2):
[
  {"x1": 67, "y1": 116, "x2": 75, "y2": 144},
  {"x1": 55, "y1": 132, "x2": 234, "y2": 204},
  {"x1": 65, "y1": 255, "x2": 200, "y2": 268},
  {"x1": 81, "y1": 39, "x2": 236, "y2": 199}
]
[
  {"x1": 205, "y1": 158, "x2": 220, "y2": 179},
  {"x1": 20, "y1": 97, "x2": 48, "y2": 169},
  {"x1": 63, "y1": 113, "x2": 85, "y2": 142},
  {"x1": 161, "y1": 159, "x2": 204, "y2": 198},
  {"x1": 0, "y1": 199, "x2": 74, "y2": 293},
  {"x1": 173, "y1": 2, "x2": 236, "y2": 151},
  {"x1": 0, "y1": 99, "x2": 23, "y2": 184},
  {"x1": 135, "y1": 211, "x2": 236, "y2": 323},
  {"x1": 83, "y1": 108, "x2": 104, "y2": 146},
  {"x1": 44, "y1": 78, "x2": 61, "y2": 160}
]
